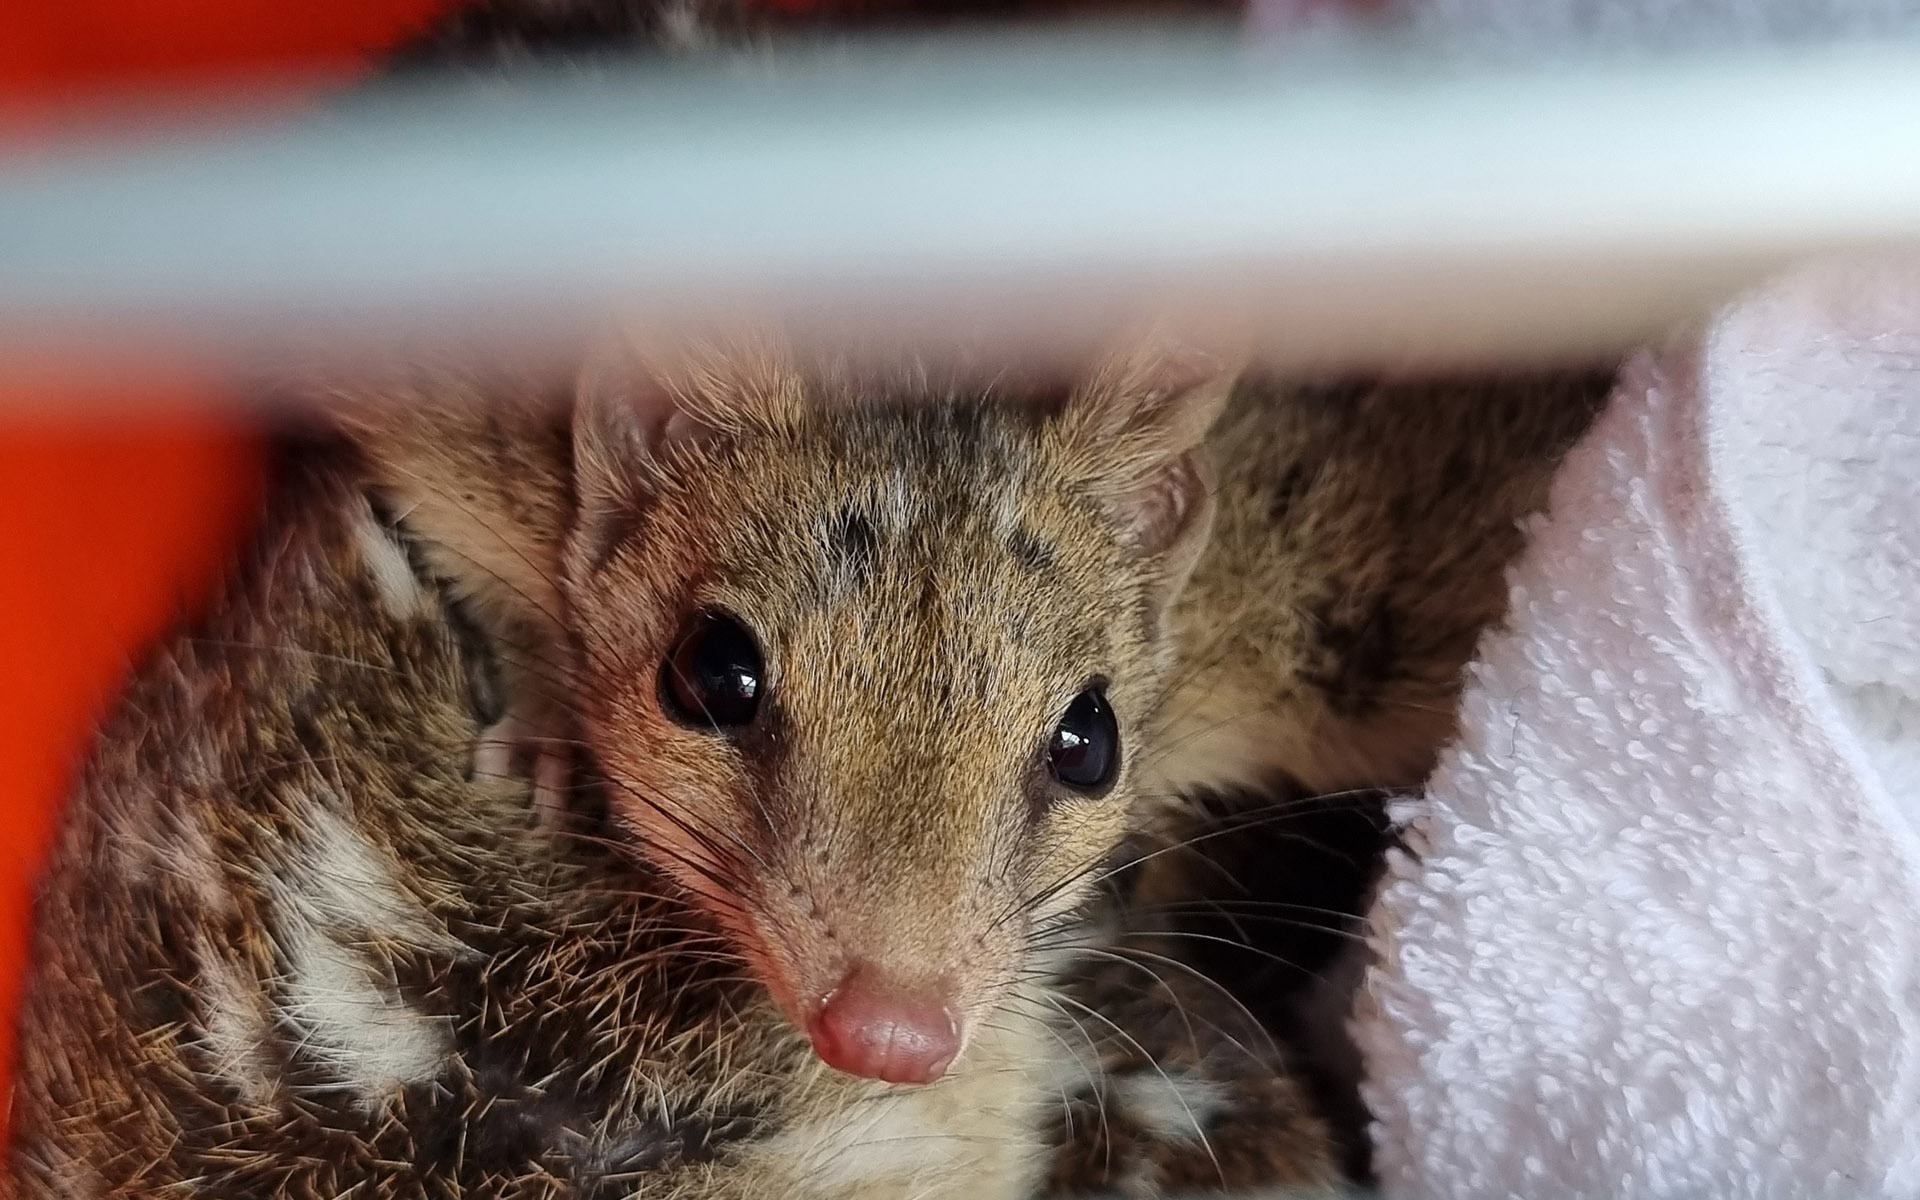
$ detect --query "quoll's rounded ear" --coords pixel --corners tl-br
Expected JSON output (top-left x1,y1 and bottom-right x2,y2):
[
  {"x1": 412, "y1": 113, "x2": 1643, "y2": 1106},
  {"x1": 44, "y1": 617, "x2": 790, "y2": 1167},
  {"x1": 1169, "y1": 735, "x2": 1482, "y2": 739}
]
[
  {"x1": 572, "y1": 348, "x2": 673, "y2": 510},
  {"x1": 570, "y1": 329, "x2": 809, "y2": 573},
  {"x1": 572, "y1": 329, "x2": 808, "y2": 495},
  {"x1": 1056, "y1": 337, "x2": 1241, "y2": 558}
]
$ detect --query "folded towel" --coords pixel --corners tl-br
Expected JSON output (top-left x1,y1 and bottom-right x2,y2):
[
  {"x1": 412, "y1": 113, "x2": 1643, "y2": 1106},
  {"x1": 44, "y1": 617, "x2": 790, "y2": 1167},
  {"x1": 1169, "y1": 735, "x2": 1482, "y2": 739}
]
[{"x1": 1352, "y1": 257, "x2": 1920, "y2": 1197}]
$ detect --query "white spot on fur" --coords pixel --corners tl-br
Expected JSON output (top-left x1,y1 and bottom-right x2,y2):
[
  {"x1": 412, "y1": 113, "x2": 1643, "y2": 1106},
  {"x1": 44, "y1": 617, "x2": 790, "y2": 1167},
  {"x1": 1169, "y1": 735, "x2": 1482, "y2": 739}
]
[
  {"x1": 1117, "y1": 1074, "x2": 1228, "y2": 1141},
  {"x1": 270, "y1": 807, "x2": 462, "y2": 1098},
  {"x1": 296, "y1": 808, "x2": 457, "y2": 951},
  {"x1": 108, "y1": 792, "x2": 232, "y2": 916},
  {"x1": 280, "y1": 918, "x2": 449, "y2": 1094},
  {"x1": 352, "y1": 509, "x2": 428, "y2": 620},
  {"x1": 194, "y1": 951, "x2": 277, "y2": 1105}
]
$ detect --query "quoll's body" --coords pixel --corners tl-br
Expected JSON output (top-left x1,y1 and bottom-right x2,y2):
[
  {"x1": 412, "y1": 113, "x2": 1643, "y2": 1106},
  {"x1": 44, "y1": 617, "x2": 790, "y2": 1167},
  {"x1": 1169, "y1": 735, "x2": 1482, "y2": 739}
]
[
  {"x1": 322, "y1": 339, "x2": 1604, "y2": 1191},
  {"x1": 8, "y1": 319, "x2": 1605, "y2": 1196},
  {"x1": 9, "y1": 0, "x2": 1608, "y2": 1193},
  {"x1": 365, "y1": 0, "x2": 1607, "y2": 1163},
  {"x1": 12, "y1": 342, "x2": 1375, "y2": 1197},
  {"x1": 1157, "y1": 372, "x2": 1610, "y2": 802},
  {"x1": 7, "y1": 440, "x2": 1064, "y2": 1199},
  {"x1": 340, "y1": 337, "x2": 1258, "y2": 1089}
]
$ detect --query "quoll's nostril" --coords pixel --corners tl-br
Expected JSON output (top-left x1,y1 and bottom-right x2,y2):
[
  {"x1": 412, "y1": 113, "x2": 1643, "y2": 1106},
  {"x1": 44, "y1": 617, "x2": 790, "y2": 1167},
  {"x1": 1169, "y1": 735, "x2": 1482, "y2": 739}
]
[{"x1": 807, "y1": 965, "x2": 960, "y2": 1085}]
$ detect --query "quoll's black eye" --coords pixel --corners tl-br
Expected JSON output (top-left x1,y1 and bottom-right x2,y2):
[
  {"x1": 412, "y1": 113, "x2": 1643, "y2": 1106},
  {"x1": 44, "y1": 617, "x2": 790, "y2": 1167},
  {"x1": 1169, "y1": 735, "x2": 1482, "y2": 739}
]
[
  {"x1": 1048, "y1": 686, "x2": 1119, "y2": 792},
  {"x1": 660, "y1": 611, "x2": 764, "y2": 731}
]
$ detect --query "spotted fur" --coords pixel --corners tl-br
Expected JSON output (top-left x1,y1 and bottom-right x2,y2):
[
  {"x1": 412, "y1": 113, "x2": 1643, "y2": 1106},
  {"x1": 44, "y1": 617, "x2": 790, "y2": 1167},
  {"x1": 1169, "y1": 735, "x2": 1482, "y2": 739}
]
[
  {"x1": 8, "y1": 440, "x2": 1054, "y2": 1199},
  {"x1": 558, "y1": 338, "x2": 1235, "y2": 1072},
  {"x1": 316, "y1": 349, "x2": 1606, "y2": 1199},
  {"x1": 361, "y1": 7, "x2": 1610, "y2": 1191},
  {"x1": 1150, "y1": 367, "x2": 1612, "y2": 801},
  {"x1": 1036, "y1": 887, "x2": 1343, "y2": 1199},
  {"x1": 10, "y1": 2, "x2": 1612, "y2": 1194},
  {"x1": 8, "y1": 358, "x2": 1604, "y2": 1199},
  {"x1": 1125, "y1": 367, "x2": 1611, "y2": 1181}
]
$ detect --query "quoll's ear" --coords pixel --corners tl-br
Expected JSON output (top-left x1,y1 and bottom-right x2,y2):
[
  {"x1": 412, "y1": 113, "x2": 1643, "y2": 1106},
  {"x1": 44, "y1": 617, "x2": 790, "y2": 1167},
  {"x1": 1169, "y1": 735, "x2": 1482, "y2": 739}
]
[
  {"x1": 572, "y1": 348, "x2": 668, "y2": 521},
  {"x1": 568, "y1": 331, "x2": 796, "y2": 576},
  {"x1": 1056, "y1": 337, "x2": 1240, "y2": 558},
  {"x1": 572, "y1": 329, "x2": 806, "y2": 504}
]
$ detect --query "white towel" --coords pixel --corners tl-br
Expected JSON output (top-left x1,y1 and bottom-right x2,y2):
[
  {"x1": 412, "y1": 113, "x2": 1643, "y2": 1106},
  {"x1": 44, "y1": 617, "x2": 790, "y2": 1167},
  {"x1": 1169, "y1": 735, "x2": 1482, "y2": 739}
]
[{"x1": 1351, "y1": 258, "x2": 1920, "y2": 1197}]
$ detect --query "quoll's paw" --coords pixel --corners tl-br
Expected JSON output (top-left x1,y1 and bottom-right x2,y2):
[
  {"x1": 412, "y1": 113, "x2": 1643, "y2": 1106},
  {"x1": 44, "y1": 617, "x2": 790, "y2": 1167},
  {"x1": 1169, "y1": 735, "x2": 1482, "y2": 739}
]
[{"x1": 472, "y1": 702, "x2": 573, "y2": 830}]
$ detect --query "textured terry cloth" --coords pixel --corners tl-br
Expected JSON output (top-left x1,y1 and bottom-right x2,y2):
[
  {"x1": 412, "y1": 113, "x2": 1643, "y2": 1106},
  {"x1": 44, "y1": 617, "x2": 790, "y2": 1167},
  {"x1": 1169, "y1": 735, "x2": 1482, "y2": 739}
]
[{"x1": 1351, "y1": 258, "x2": 1920, "y2": 1198}]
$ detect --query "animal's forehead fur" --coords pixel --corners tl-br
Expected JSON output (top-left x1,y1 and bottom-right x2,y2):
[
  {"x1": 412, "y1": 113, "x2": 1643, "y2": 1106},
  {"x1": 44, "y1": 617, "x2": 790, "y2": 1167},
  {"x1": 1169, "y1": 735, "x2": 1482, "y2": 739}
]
[{"x1": 618, "y1": 391, "x2": 1164, "y2": 777}]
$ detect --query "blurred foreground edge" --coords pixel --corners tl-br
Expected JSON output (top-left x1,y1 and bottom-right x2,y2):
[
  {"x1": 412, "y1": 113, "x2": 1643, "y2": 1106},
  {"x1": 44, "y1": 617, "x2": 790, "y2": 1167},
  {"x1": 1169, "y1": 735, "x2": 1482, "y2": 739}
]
[{"x1": 3, "y1": 32, "x2": 1920, "y2": 403}]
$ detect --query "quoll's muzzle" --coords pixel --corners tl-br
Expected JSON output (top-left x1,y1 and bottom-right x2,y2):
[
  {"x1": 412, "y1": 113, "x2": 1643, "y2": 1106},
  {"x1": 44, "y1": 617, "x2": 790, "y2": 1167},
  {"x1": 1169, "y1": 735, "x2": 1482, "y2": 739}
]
[{"x1": 806, "y1": 962, "x2": 961, "y2": 1085}]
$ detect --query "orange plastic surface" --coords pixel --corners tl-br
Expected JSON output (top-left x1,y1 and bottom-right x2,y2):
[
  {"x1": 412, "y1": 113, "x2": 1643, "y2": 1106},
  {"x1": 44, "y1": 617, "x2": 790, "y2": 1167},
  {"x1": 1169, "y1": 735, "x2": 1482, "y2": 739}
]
[{"x1": 0, "y1": 0, "x2": 451, "y2": 1144}]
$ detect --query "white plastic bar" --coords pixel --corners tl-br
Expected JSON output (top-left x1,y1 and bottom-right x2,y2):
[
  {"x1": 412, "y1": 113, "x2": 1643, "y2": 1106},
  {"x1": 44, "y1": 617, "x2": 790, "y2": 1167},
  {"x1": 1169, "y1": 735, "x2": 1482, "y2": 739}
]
[{"x1": 3, "y1": 32, "x2": 1920, "y2": 396}]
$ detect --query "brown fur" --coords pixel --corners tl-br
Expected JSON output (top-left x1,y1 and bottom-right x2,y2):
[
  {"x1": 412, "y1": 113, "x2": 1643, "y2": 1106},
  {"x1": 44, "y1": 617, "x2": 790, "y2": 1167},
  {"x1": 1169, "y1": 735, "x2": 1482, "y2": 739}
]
[
  {"x1": 560, "y1": 334, "x2": 1232, "y2": 1048},
  {"x1": 1125, "y1": 366, "x2": 1612, "y2": 1183},
  {"x1": 323, "y1": 365, "x2": 583, "y2": 821},
  {"x1": 10, "y1": 2, "x2": 1611, "y2": 1193},
  {"x1": 1036, "y1": 875, "x2": 1344, "y2": 1199},
  {"x1": 8, "y1": 439, "x2": 1056, "y2": 1199},
  {"x1": 315, "y1": 341, "x2": 1607, "y2": 1196},
  {"x1": 8, "y1": 340, "x2": 1606, "y2": 1198},
  {"x1": 1153, "y1": 368, "x2": 1612, "y2": 802},
  {"x1": 368, "y1": 2, "x2": 1609, "y2": 1187}
]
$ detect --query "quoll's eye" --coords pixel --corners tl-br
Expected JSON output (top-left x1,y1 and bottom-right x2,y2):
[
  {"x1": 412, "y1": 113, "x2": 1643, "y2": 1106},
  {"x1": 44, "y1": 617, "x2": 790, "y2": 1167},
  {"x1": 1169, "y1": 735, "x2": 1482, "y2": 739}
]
[
  {"x1": 1048, "y1": 686, "x2": 1119, "y2": 792},
  {"x1": 660, "y1": 611, "x2": 764, "y2": 730}
]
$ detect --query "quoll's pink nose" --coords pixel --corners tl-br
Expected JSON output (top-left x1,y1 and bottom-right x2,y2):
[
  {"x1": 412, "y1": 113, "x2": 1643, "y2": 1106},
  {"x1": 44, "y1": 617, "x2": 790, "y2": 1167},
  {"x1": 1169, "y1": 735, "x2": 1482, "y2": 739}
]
[{"x1": 807, "y1": 966, "x2": 960, "y2": 1085}]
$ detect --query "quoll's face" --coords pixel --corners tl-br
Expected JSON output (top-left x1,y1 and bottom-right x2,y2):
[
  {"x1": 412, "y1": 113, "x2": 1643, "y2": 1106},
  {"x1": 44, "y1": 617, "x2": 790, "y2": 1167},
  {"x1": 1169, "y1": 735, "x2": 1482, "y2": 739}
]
[{"x1": 562, "y1": 350, "x2": 1225, "y2": 1085}]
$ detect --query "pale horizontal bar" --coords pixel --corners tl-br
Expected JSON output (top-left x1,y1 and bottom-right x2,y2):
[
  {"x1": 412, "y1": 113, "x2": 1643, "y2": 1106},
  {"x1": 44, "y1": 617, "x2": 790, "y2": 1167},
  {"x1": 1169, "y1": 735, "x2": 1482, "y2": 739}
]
[{"x1": 2, "y1": 32, "x2": 1920, "y2": 402}]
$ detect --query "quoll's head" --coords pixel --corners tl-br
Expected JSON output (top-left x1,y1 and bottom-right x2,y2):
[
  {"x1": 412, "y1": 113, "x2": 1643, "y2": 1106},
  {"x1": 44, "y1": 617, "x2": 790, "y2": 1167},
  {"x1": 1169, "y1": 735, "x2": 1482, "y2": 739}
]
[{"x1": 561, "y1": 334, "x2": 1232, "y2": 1085}]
